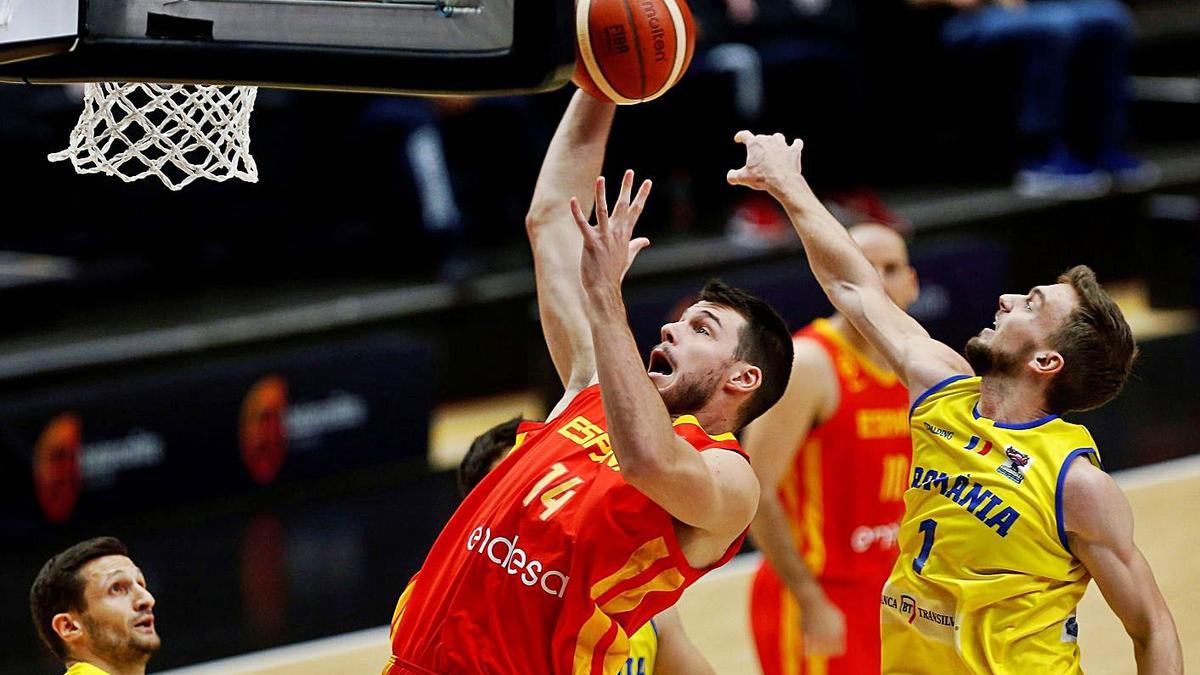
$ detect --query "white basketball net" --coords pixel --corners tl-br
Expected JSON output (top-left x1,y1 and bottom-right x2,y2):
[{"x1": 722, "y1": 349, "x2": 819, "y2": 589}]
[{"x1": 49, "y1": 82, "x2": 259, "y2": 191}]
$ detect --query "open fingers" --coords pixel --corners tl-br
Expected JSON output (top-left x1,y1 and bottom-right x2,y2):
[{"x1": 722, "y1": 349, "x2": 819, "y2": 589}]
[
  {"x1": 616, "y1": 169, "x2": 635, "y2": 213},
  {"x1": 570, "y1": 197, "x2": 593, "y2": 239},
  {"x1": 630, "y1": 179, "x2": 652, "y2": 220},
  {"x1": 593, "y1": 176, "x2": 610, "y2": 233}
]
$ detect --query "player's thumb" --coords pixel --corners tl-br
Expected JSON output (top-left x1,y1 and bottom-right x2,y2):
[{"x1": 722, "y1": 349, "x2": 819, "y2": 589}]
[{"x1": 727, "y1": 168, "x2": 758, "y2": 187}]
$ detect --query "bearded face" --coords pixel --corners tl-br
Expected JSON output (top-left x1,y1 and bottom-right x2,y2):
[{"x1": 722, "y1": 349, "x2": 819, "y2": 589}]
[
  {"x1": 72, "y1": 555, "x2": 160, "y2": 669},
  {"x1": 647, "y1": 302, "x2": 749, "y2": 418},
  {"x1": 657, "y1": 360, "x2": 728, "y2": 417}
]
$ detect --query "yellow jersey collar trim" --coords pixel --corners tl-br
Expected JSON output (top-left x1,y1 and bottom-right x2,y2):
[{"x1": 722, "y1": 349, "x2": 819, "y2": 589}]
[
  {"x1": 672, "y1": 415, "x2": 737, "y2": 442},
  {"x1": 811, "y1": 318, "x2": 899, "y2": 386},
  {"x1": 971, "y1": 400, "x2": 1060, "y2": 430},
  {"x1": 64, "y1": 663, "x2": 113, "y2": 675}
]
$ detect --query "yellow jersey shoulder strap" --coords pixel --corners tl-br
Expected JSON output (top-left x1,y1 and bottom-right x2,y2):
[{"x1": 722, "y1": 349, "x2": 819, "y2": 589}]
[{"x1": 909, "y1": 374, "x2": 977, "y2": 419}]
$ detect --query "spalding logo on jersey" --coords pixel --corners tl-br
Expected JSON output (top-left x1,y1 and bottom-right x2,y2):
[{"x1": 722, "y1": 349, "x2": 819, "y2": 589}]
[{"x1": 996, "y1": 447, "x2": 1033, "y2": 485}]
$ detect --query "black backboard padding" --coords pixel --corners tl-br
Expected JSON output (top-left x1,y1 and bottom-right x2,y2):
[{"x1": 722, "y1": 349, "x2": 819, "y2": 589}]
[{"x1": 145, "y1": 13, "x2": 215, "y2": 41}]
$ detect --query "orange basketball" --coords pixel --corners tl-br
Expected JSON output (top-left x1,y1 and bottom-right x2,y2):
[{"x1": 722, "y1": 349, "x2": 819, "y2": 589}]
[{"x1": 572, "y1": 0, "x2": 696, "y2": 105}]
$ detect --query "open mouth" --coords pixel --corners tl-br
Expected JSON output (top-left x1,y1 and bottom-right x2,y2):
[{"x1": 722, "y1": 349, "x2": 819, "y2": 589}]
[
  {"x1": 134, "y1": 615, "x2": 155, "y2": 631},
  {"x1": 647, "y1": 348, "x2": 674, "y2": 378}
]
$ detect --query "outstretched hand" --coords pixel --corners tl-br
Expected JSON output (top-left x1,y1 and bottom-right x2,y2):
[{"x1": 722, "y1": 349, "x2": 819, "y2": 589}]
[
  {"x1": 726, "y1": 130, "x2": 806, "y2": 197},
  {"x1": 570, "y1": 169, "x2": 652, "y2": 298}
]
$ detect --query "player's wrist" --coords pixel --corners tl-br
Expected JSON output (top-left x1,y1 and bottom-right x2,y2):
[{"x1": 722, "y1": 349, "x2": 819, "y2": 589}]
[
  {"x1": 790, "y1": 578, "x2": 828, "y2": 606},
  {"x1": 584, "y1": 282, "x2": 625, "y2": 314},
  {"x1": 770, "y1": 177, "x2": 816, "y2": 213}
]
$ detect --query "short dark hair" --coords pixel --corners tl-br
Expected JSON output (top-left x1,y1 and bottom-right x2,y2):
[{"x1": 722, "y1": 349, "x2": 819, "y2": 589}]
[
  {"x1": 30, "y1": 536, "x2": 130, "y2": 661},
  {"x1": 458, "y1": 417, "x2": 525, "y2": 497},
  {"x1": 698, "y1": 279, "x2": 794, "y2": 430},
  {"x1": 1045, "y1": 265, "x2": 1137, "y2": 413}
]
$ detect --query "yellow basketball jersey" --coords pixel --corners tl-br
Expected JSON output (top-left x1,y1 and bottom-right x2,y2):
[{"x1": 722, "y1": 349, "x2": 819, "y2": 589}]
[
  {"x1": 617, "y1": 620, "x2": 658, "y2": 675},
  {"x1": 881, "y1": 375, "x2": 1099, "y2": 675},
  {"x1": 64, "y1": 664, "x2": 112, "y2": 675}
]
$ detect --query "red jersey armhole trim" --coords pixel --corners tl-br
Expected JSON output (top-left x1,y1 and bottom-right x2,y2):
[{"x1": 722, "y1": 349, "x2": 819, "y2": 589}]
[{"x1": 809, "y1": 318, "x2": 899, "y2": 386}]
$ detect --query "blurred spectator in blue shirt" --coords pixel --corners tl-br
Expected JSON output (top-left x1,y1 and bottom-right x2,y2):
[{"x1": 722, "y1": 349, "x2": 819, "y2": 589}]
[{"x1": 908, "y1": 0, "x2": 1158, "y2": 198}]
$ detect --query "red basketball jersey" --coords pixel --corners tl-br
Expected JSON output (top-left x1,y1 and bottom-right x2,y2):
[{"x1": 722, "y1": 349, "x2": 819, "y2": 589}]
[
  {"x1": 386, "y1": 385, "x2": 747, "y2": 675},
  {"x1": 778, "y1": 318, "x2": 911, "y2": 583}
]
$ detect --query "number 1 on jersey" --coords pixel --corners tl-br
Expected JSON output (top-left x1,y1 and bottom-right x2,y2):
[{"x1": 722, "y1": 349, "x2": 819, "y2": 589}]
[
  {"x1": 523, "y1": 462, "x2": 584, "y2": 521},
  {"x1": 913, "y1": 518, "x2": 937, "y2": 575}
]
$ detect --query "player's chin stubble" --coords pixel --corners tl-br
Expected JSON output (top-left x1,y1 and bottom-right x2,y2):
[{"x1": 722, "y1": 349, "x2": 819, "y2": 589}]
[
  {"x1": 964, "y1": 338, "x2": 1027, "y2": 378},
  {"x1": 661, "y1": 368, "x2": 724, "y2": 416},
  {"x1": 83, "y1": 615, "x2": 160, "y2": 666}
]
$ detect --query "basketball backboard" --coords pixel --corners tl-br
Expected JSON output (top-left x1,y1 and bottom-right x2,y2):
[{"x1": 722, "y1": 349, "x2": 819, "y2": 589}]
[
  {"x1": 0, "y1": 0, "x2": 574, "y2": 95},
  {"x1": 0, "y1": 0, "x2": 79, "y2": 64}
]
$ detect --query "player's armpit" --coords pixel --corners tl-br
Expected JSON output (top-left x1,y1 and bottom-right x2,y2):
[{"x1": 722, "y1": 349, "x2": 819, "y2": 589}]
[{"x1": 1063, "y1": 459, "x2": 1182, "y2": 675}]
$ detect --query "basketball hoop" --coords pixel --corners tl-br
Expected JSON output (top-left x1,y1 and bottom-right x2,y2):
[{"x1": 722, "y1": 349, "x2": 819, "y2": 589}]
[{"x1": 48, "y1": 82, "x2": 259, "y2": 191}]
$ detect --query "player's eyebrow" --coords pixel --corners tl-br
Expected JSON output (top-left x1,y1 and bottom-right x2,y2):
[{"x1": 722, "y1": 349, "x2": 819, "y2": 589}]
[
  {"x1": 101, "y1": 566, "x2": 142, "y2": 584},
  {"x1": 696, "y1": 309, "x2": 722, "y2": 328},
  {"x1": 102, "y1": 570, "x2": 127, "y2": 584},
  {"x1": 1030, "y1": 288, "x2": 1045, "y2": 306}
]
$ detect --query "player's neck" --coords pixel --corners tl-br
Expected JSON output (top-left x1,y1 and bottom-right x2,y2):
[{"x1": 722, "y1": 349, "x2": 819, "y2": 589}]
[
  {"x1": 681, "y1": 396, "x2": 738, "y2": 437},
  {"x1": 828, "y1": 314, "x2": 890, "y2": 373},
  {"x1": 977, "y1": 375, "x2": 1054, "y2": 425}
]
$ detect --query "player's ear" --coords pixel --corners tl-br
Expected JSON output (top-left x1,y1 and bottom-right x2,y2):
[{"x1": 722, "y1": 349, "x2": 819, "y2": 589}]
[
  {"x1": 1031, "y1": 350, "x2": 1064, "y2": 377},
  {"x1": 728, "y1": 364, "x2": 762, "y2": 393},
  {"x1": 52, "y1": 612, "x2": 83, "y2": 647}
]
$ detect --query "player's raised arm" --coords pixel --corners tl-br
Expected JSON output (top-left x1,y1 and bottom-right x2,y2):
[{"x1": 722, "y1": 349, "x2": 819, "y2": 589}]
[
  {"x1": 727, "y1": 132, "x2": 971, "y2": 399},
  {"x1": 526, "y1": 90, "x2": 635, "y2": 401},
  {"x1": 1062, "y1": 459, "x2": 1182, "y2": 674},
  {"x1": 571, "y1": 170, "x2": 759, "y2": 543}
]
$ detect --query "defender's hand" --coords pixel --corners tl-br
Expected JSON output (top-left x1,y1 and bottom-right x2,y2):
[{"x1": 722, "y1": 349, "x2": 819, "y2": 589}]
[
  {"x1": 799, "y1": 591, "x2": 847, "y2": 657},
  {"x1": 571, "y1": 170, "x2": 652, "y2": 296},
  {"x1": 726, "y1": 131, "x2": 805, "y2": 197}
]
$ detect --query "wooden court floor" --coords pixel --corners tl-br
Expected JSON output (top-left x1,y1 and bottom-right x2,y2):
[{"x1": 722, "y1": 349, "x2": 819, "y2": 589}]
[{"x1": 163, "y1": 455, "x2": 1200, "y2": 675}]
